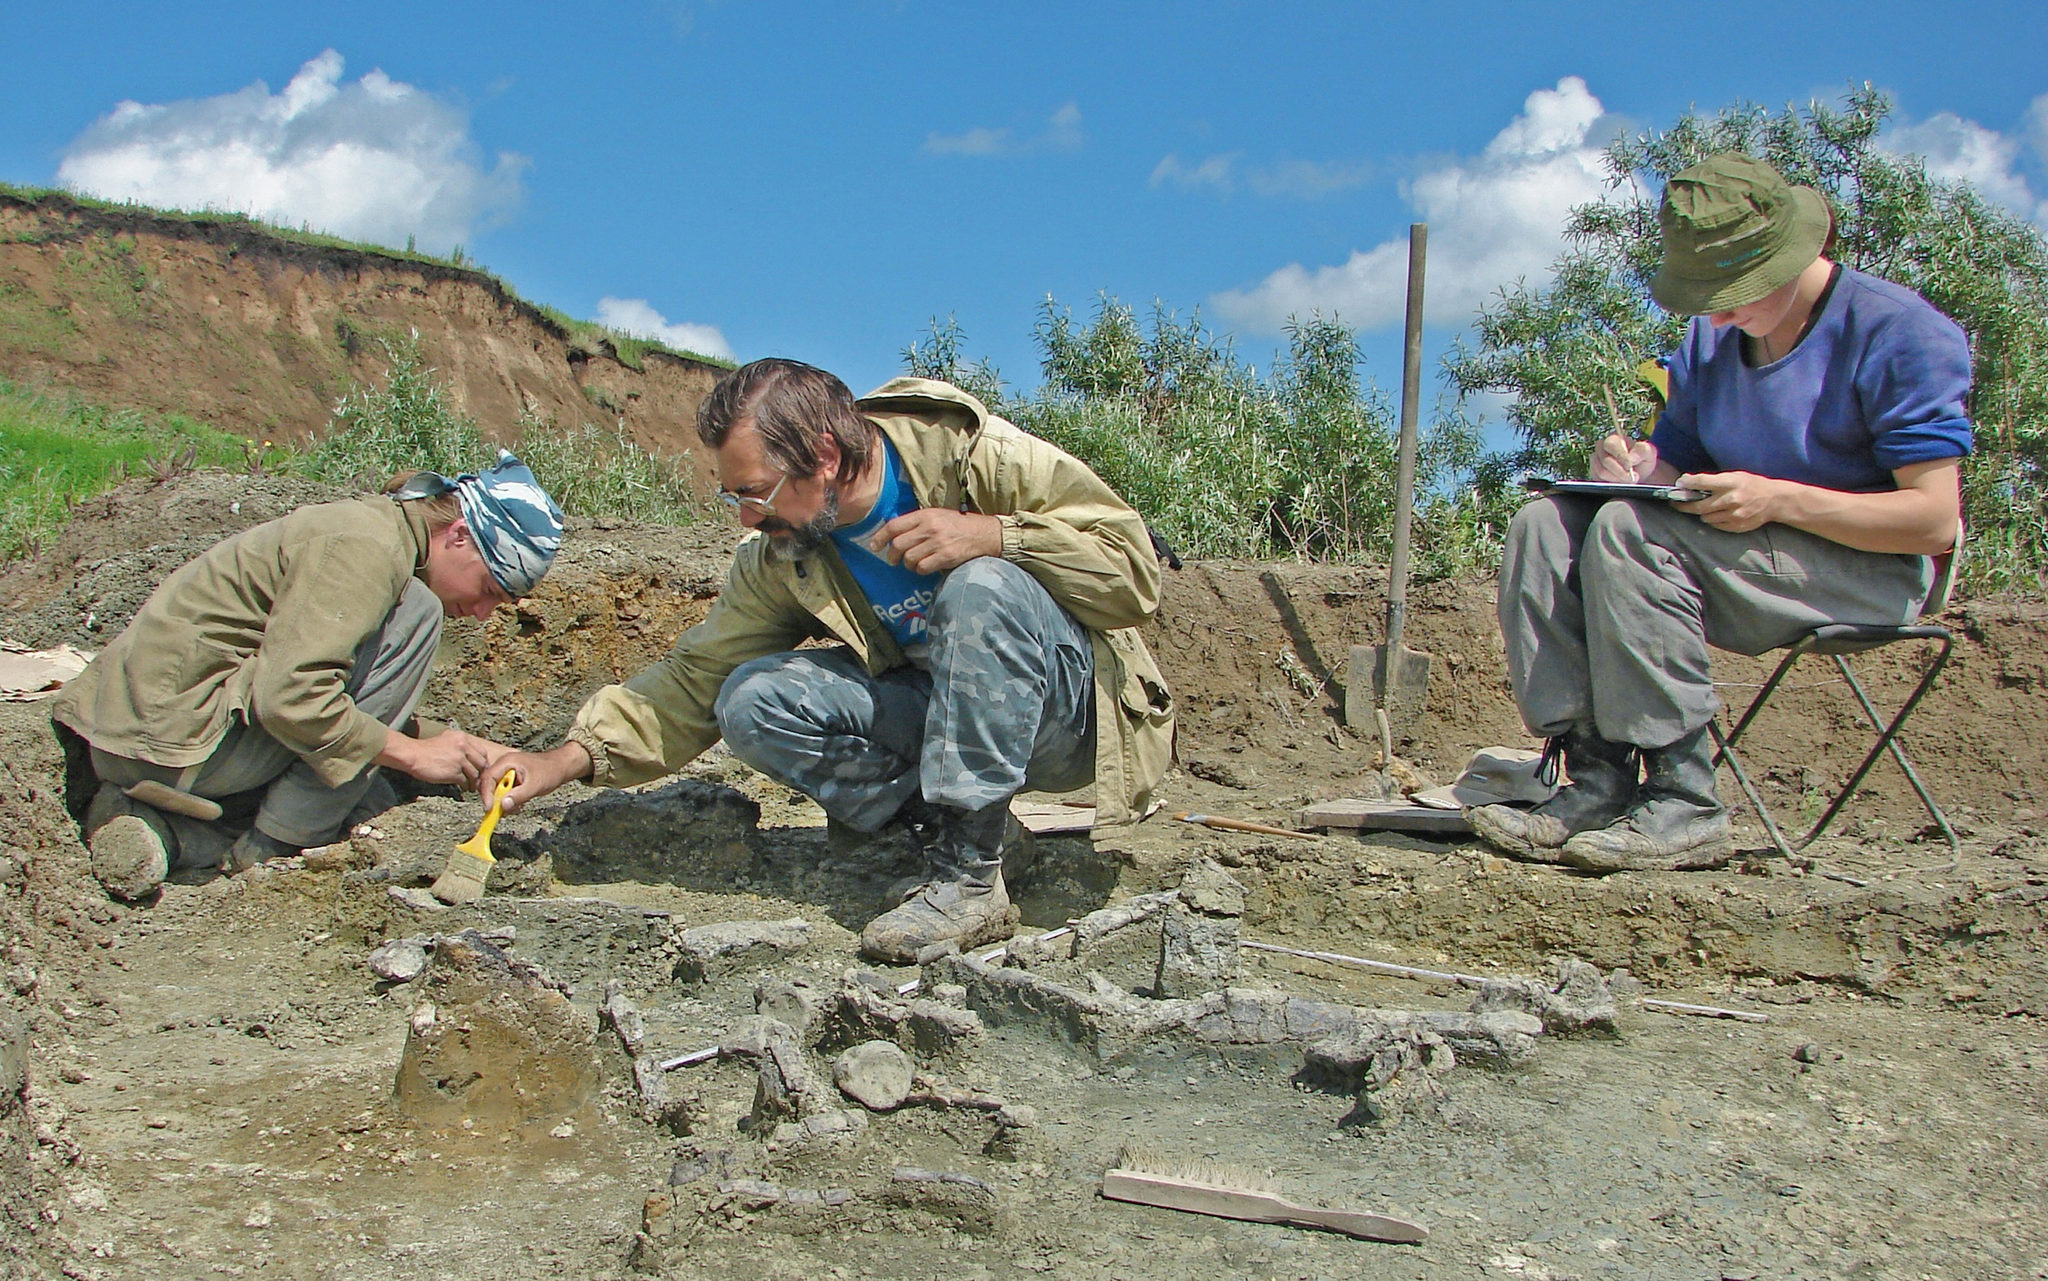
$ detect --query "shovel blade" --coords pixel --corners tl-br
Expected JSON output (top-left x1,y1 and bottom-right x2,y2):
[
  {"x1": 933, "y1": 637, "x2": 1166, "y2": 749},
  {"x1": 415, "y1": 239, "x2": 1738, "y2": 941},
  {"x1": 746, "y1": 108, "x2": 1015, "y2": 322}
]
[{"x1": 1346, "y1": 642, "x2": 1431, "y2": 730}]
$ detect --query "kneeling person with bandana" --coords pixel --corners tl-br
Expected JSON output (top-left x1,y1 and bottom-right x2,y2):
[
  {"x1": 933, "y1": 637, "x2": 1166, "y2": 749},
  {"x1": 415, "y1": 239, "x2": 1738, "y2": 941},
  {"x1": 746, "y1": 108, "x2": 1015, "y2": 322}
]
[{"x1": 52, "y1": 453, "x2": 565, "y2": 901}]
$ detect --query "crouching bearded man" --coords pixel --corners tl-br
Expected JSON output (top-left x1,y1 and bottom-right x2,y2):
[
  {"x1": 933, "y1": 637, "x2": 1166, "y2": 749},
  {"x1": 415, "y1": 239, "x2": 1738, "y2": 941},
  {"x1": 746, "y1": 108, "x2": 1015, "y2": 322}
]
[{"x1": 487, "y1": 359, "x2": 1176, "y2": 963}]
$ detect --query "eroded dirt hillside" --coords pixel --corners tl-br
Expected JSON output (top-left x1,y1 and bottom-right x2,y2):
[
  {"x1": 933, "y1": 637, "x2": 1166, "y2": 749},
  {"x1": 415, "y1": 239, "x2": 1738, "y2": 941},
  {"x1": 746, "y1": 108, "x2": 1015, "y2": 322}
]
[{"x1": 0, "y1": 190, "x2": 725, "y2": 457}]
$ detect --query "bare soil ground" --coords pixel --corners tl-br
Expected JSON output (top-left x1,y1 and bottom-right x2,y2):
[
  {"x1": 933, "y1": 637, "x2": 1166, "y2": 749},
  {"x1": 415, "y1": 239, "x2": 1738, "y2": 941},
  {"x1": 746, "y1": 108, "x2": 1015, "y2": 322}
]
[{"x1": 3, "y1": 472, "x2": 2046, "y2": 1281}]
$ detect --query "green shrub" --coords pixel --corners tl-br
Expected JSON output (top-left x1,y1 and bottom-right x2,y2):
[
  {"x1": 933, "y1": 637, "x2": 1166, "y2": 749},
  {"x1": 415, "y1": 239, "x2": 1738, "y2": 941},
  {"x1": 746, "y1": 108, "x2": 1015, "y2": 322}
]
[
  {"x1": 901, "y1": 303, "x2": 1489, "y2": 575},
  {"x1": 305, "y1": 332, "x2": 708, "y2": 525}
]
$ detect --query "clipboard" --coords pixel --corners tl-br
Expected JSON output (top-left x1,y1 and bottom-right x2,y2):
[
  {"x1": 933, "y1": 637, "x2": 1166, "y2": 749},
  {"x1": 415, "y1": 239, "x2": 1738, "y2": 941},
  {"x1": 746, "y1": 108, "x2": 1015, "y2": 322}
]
[{"x1": 1527, "y1": 478, "x2": 1709, "y2": 503}]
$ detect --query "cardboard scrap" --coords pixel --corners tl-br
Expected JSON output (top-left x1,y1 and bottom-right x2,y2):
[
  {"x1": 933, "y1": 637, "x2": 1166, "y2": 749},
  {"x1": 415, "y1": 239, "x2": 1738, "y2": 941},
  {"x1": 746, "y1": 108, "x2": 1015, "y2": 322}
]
[
  {"x1": 0, "y1": 644, "x2": 92, "y2": 701},
  {"x1": 1009, "y1": 801, "x2": 1094, "y2": 835}
]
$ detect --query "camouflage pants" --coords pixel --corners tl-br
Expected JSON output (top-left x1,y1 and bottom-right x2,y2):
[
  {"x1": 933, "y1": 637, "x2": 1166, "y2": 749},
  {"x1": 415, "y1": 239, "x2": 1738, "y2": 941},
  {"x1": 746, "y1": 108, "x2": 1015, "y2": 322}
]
[
  {"x1": 715, "y1": 557, "x2": 1097, "y2": 832},
  {"x1": 87, "y1": 577, "x2": 443, "y2": 857}
]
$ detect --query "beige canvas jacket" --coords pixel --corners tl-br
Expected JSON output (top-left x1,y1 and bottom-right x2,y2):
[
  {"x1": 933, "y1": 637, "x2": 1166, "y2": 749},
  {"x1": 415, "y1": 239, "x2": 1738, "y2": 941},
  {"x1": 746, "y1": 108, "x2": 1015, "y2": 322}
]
[
  {"x1": 52, "y1": 497, "x2": 432, "y2": 788},
  {"x1": 566, "y1": 378, "x2": 1176, "y2": 824}
]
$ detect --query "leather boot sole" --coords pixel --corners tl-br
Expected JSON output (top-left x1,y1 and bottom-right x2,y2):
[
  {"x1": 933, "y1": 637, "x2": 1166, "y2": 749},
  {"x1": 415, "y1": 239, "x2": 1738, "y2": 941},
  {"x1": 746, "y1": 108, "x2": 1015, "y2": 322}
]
[
  {"x1": 91, "y1": 814, "x2": 170, "y2": 901},
  {"x1": 1560, "y1": 825, "x2": 1734, "y2": 874}
]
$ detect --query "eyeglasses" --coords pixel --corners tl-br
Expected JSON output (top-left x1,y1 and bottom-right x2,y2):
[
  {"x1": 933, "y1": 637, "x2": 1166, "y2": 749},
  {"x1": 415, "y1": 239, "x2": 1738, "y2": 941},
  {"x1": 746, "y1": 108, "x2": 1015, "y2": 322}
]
[{"x1": 716, "y1": 470, "x2": 790, "y2": 516}]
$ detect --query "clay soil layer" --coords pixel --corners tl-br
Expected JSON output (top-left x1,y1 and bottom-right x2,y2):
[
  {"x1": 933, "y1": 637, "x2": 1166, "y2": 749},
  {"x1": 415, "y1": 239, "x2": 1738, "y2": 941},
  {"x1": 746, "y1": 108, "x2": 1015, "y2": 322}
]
[
  {"x1": 0, "y1": 190, "x2": 725, "y2": 462},
  {"x1": 2, "y1": 474, "x2": 2045, "y2": 1280}
]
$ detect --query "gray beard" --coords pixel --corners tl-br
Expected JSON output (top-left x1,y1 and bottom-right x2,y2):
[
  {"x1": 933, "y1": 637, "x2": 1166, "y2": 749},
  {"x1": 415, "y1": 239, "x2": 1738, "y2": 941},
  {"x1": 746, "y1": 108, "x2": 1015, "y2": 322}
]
[{"x1": 761, "y1": 486, "x2": 840, "y2": 564}]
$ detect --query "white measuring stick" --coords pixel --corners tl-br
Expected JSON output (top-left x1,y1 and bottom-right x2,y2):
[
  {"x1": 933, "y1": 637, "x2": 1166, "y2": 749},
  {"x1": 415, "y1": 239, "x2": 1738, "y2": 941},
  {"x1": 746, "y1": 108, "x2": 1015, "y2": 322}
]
[
  {"x1": 894, "y1": 926, "x2": 1076, "y2": 996},
  {"x1": 657, "y1": 1045, "x2": 720, "y2": 1071},
  {"x1": 1240, "y1": 940, "x2": 1485, "y2": 986},
  {"x1": 1641, "y1": 998, "x2": 1768, "y2": 1023}
]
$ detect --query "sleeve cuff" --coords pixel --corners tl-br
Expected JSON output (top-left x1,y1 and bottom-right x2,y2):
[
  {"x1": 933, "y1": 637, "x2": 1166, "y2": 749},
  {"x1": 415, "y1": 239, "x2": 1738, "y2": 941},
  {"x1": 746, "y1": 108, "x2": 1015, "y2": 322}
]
[
  {"x1": 301, "y1": 713, "x2": 390, "y2": 788},
  {"x1": 998, "y1": 514, "x2": 1023, "y2": 560},
  {"x1": 565, "y1": 725, "x2": 615, "y2": 788}
]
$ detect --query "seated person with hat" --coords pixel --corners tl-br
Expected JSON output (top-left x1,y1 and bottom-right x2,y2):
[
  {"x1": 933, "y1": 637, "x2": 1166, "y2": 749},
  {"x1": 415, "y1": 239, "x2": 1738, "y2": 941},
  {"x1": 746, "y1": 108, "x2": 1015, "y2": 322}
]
[{"x1": 1470, "y1": 152, "x2": 1973, "y2": 871}]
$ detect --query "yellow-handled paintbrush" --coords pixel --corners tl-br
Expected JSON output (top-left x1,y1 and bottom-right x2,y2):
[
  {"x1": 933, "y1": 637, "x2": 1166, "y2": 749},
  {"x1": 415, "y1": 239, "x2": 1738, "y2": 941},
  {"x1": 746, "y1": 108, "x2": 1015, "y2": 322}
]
[{"x1": 430, "y1": 769, "x2": 517, "y2": 906}]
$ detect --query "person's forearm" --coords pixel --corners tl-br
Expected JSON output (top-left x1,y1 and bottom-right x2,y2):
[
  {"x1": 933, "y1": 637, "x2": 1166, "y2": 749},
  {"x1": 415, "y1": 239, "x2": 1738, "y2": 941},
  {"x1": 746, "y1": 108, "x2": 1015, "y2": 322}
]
[{"x1": 1767, "y1": 480, "x2": 1957, "y2": 554}]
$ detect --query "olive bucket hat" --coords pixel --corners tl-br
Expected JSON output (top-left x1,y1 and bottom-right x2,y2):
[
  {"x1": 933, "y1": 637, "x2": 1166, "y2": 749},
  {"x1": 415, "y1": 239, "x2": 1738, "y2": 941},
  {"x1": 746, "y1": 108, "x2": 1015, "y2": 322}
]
[{"x1": 1650, "y1": 152, "x2": 1832, "y2": 316}]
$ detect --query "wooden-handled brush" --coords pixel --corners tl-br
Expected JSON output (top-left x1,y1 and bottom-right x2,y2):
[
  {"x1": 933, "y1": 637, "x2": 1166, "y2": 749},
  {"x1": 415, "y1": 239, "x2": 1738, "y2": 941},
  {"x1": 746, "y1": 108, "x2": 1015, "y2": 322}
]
[
  {"x1": 430, "y1": 769, "x2": 517, "y2": 906},
  {"x1": 1102, "y1": 1146, "x2": 1427, "y2": 1244}
]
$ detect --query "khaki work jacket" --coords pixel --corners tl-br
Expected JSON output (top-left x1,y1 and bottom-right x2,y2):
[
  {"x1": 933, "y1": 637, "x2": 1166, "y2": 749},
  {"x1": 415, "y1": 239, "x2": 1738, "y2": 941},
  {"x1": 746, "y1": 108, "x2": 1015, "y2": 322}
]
[
  {"x1": 566, "y1": 378, "x2": 1176, "y2": 824},
  {"x1": 52, "y1": 497, "x2": 433, "y2": 788}
]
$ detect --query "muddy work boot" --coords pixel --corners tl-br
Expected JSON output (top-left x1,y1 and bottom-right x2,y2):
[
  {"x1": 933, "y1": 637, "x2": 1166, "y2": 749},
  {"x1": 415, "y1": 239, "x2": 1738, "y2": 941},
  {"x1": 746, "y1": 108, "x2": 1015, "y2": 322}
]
[
  {"x1": 227, "y1": 828, "x2": 300, "y2": 873},
  {"x1": 861, "y1": 801, "x2": 1021, "y2": 964},
  {"x1": 84, "y1": 785, "x2": 173, "y2": 902},
  {"x1": 1561, "y1": 726, "x2": 1733, "y2": 873},
  {"x1": 1469, "y1": 729, "x2": 1637, "y2": 863}
]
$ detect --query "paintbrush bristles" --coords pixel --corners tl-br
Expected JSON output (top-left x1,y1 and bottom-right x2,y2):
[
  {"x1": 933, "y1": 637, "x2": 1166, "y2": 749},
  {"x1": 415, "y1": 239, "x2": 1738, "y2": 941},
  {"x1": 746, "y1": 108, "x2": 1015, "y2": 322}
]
[{"x1": 1113, "y1": 1144, "x2": 1278, "y2": 1195}]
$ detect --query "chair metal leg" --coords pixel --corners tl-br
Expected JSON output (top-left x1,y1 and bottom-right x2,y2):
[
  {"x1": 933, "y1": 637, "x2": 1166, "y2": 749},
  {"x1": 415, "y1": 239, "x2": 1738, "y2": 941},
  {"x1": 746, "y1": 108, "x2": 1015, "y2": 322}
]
[
  {"x1": 1707, "y1": 720, "x2": 1797, "y2": 862},
  {"x1": 1802, "y1": 639, "x2": 1959, "y2": 856}
]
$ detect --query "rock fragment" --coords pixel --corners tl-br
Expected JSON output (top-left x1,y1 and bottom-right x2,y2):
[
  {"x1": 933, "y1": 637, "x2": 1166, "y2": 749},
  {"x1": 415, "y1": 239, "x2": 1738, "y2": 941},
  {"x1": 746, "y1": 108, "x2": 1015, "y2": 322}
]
[
  {"x1": 391, "y1": 933, "x2": 601, "y2": 1131},
  {"x1": 366, "y1": 938, "x2": 429, "y2": 984},
  {"x1": 601, "y1": 980, "x2": 646, "y2": 1056},
  {"x1": 833, "y1": 1041, "x2": 914, "y2": 1111},
  {"x1": 673, "y1": 918, "x2": 814, "y2": 984},
  {"x1": 817, "y1": 975, "x2": 984, "y2": 1057},
  {"x1": 1156, "y1": 860, "x2": 1244, "y2": 998},
  {"x1": 885, "y1": 1167, "x2": 1001, "y2": 1233},
  {"x1": 721, "y1": 1016, "x2": 826, "y2": 1127},
  {"x1": 753, "y1": 979, "x2": 822, "y2": 1032},
  {"x1": 769, "y1": 1108, "x2": 869, "y2": 1150},
  {"x1": 1471, "y1": 957, "x2": 1619, "y2": 1033}
]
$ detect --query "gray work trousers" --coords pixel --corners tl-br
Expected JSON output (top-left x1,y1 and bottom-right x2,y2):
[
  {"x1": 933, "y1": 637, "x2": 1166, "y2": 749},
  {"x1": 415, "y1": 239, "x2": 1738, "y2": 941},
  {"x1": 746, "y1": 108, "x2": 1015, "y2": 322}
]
[
  {"x1": 1499, "y1": 496, "x2": 1933, "y2": 750},
  {"x1": 715, "y1": 556, "x2": 1097, "y2": 832},
  {"x1": 90, "y1": 577, "x2": 443, "y2": 857}
]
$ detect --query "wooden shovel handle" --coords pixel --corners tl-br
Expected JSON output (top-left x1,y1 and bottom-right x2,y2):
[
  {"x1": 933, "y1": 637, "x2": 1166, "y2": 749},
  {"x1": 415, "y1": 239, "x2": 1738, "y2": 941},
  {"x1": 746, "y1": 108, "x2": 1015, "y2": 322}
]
[{"x1": 1175, "y1": 813, "x2": 1318, "y2": 841}]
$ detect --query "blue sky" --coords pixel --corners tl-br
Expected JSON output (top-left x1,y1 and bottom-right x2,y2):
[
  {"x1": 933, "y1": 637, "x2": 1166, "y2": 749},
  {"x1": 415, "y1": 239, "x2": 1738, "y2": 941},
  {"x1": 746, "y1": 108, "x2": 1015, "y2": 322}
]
[{"x1": 3, "y1": 1, "x2": 2045, "y2": 414}]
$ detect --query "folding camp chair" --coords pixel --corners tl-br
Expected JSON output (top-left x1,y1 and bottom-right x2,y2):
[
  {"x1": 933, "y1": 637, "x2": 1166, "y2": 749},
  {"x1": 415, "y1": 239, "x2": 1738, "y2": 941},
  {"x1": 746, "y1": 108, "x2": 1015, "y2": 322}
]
[{"x1": 1706, "y1": 535, "x2": 1963, "y2": 863}]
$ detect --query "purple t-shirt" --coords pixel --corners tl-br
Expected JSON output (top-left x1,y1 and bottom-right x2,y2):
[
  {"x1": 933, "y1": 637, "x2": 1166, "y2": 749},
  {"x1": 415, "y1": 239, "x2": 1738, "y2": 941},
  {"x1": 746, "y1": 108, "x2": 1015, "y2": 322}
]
[{"x1": 1650, "y1": 267, "x2": 1974, "y2": 492}]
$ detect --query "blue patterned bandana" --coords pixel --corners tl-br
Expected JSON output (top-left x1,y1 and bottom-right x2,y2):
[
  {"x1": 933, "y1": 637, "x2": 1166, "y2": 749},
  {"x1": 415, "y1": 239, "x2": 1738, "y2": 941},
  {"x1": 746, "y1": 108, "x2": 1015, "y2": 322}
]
[{"x1": 397, "y1": 452, "x2": 564, "y2": 596}]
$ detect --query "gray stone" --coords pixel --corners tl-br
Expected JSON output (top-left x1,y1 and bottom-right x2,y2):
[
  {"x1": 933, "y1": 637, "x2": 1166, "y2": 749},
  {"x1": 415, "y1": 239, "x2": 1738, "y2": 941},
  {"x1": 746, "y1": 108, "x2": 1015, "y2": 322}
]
[
  {"x1": 770, "y1": 1107, "x2": 869, "y2": 1150},
  {"x1": 673, "y1": 918, "x2": 814, "y2": 984},
  {"x1": 366, "y1": 939, "x2": 429, "y2": 984},
  {"x1": 753, "y1": 979, "x2": 822, "y2": 1032},
  {"x1": 601, "y1": 981, "x2": 646, "y2": 1056},
  {"x1": 721, "y1": 1016, "x2": 826, "y2": 1127},
  {"x1": 833, "y1": 1041, "x2": 914, "y2": 1111},
  {"x1": 1176, "y1": 857, "x2": 1246, "y2": 917},
  {"x1": 0, "y1": 1013, "x2": 25, "y2": 1102},
  {"x1": 817, "y1": 977, "x2": 984, "y2": 1058},
  {"x1": 995, "y1": 1103, "x2": 1036, "y2": 1129},
  {"x1": 387, "y1": 886, "x2": 448, "y2": 913},
  {"x1": 1155, "y1": 861, "x2": 1243, "y2": 998},
  {"x1": 885, "y1": 1167, "x2": 1001, "y2": 1233},
  {"x1": 1470, "y1": 957, "x2": 1619, "y2": 1033}
]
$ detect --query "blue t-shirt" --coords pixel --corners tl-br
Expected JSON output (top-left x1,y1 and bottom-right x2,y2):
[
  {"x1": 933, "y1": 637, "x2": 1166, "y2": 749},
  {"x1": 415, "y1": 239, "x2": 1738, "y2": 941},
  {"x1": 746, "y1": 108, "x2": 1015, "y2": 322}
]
[
  {"x1": 1650, "y1": 267, "x2": 1974, "y2": 492},
  {"x1": 833, "y1": 438, "x2": 943, "y2": 661}
]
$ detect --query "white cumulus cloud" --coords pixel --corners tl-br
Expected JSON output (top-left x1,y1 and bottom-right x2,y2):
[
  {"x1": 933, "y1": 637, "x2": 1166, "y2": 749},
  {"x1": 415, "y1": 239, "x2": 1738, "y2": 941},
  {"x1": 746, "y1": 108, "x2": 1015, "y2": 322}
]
[
  {"x1": 595, "y1": 297, "x2": 735, "y2": 363},
  {"x1": 1883, "y1": 99, "x2": 2048, "y2": 226},
  {"x1": 1211, "y1": 76, "x2": 1617, "y2": 333},
  {"x1": 1151, "y1": 152, "x2": 1370, "y2": 199},
  {"x1": 57, "y1": 50, "x2": 526, "y2": 254},
  {"x1": 926, "y1": 101, "x2": 1084, "y2": 157}
]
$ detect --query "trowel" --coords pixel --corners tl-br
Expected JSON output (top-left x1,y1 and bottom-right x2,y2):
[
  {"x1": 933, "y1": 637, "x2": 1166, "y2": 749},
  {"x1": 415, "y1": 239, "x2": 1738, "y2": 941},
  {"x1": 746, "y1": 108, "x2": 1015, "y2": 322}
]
[{"x1": 1348, "y1": 222, "x2": 1432, "y2": 736}]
